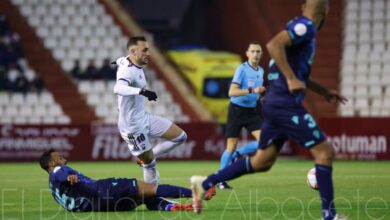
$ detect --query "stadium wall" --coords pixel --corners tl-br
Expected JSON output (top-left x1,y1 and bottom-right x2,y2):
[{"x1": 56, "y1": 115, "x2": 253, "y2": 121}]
[{"x1": 1, "y1": 118, "x2": 389, "y2": 162}]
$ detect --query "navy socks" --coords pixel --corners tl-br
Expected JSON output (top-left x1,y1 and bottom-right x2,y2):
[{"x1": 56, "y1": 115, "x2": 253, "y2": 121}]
[{"x1": 315, "y1": 164, "x2": 336, "y2": 220}]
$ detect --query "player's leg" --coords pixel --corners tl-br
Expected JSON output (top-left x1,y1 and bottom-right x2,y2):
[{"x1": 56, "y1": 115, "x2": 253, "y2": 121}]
[
  {"x1": 191, "y1": 145, "x2": 278, "y2": 213},
  {"x1": 203, "y1": 144, "x2": 279, "y2": 189},
  {"x1": 281, "y1": 108, "x2": 338, "y2": 220},
  {"x1": 137, "y1": 150, "x2": 160, "y2": 185},
  {"x1": 230, "y1": 111, "x2": 263, "y2": 163},
  {"x1": 148, "y1": 114, "x2": 187, "y2": 158},
  {"x1": 220, "y1": 138, "x2": 238, "y2": 169},
  {"x1": 231, "y1": 130, "x2": 261, "y2": 161},
  {"x1": 310, "y1": 140, "x2": 337, "y2": 220},
  {"x1": 136, "y1": 180, "x2": 192, "y2": 198},
  {"x1": 190, "y1": 118, "x2": 282, "y2": 213},
  {"x1": 144, "y1": 197, "x2": 193, "y2": 211},
  {"x1": 121, "y1": 131, "x2": 160, "y2": 185},
  {"x1": 217, "y1": 138, "x2": 238, "y2": 189},
  {"x1": 233, "y1": 140, "x2": 258, "y2": 159},
  {"x1": 220, "y1": 103, "x2": 242, "y2": 170}
]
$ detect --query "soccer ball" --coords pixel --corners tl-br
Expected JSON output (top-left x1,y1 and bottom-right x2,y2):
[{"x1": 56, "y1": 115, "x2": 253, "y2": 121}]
[{"x1": 306, "y1": 168, "x2": 318, "y2": 190}]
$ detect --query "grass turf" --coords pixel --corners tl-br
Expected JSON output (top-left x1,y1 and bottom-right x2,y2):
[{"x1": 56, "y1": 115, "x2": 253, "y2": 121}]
[{"x1": 0, "y1": 160, "x2": 389, "y2": 220}]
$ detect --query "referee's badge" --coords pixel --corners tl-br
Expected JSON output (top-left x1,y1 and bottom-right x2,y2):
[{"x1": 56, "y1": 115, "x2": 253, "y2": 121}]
[{"x1": 248, "y1": 79, "x2": 255, "y2": 87}]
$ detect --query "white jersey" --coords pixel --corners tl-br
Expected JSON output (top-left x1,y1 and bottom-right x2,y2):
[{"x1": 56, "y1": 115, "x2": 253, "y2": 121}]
[{"x1": 116, "y1": 60, "x2": 148, "y2": 134}]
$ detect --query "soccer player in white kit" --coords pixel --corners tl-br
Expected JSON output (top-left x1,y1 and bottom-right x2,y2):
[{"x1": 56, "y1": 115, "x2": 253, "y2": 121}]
[{"x1": 113, "y1": 36, "x2": 187, "y2": 185}]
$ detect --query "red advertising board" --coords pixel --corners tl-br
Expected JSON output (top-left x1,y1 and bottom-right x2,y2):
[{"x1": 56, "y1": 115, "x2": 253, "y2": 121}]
[
  {"x1": 1, "y1": 118, "x2": 389, "y2": 162},
  {"x1": 319, "y1": 118, "x2": 390, "y2": 160},
  {"x1": 0, "y1": 123, "x2": 256, "y2": 161},
  {"x1": 291, "y1": 118, "x2": 390, "y2": 160}
]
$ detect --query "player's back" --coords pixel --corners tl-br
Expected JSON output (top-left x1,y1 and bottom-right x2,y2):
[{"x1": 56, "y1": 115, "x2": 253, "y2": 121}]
[
  {"x1": 266, "y1": 16, "x2": 317, "y2": 107},
  {"x1": 115, "y1": 60, "x2": 148, "y2": 132}
]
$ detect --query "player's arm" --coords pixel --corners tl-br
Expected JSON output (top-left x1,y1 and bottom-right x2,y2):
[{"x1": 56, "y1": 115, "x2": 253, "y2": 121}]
[
  {"x1": 114, "y1": 79, "x2": 157, "y2": 101},
  {"x1": 266, "y1": 30, "x2": 305, "y2": 93},
  {"x1": 52, "y1": 166, "x2": 79, "y2": 184},
  {"x1": 228, "y1": 83, "x2": 265, "y2": 97},
  {"x1": 113, "y1": 62, "x2": 157, "y2": 100},
  {"x1": 307, "y1": 78, "x2": 348, "y2": 104},
  {"x1": 113, "y1": 79, "x2": 141, "y2": 96}
]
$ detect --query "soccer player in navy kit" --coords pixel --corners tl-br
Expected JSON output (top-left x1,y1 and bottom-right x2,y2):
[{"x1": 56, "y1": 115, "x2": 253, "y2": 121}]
[
  {"x1": 218, "y1": 41, "x2": 266, "y2": 189},
  {"x1": 190, "y1": 0, "x2": 348, "y2": 219},
  {"x1": 40, "y1": 149, "x2": 215, "y2": 212}
]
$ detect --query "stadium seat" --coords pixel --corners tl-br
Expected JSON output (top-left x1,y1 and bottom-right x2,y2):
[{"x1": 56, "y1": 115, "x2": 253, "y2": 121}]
[
  {"x1": 11, "y1": 93, "x2": 25, "y2": 105},
  {"x1": 13, "y1": 116, "x2": 27, "y2": 124},
  {"x1": 341, "y1": 86, "x2": 354, "y2": 98},
  {"x1": 101, "y1": 93, "x2": 115, "y2": 105},
  {"x1": 0, "y1": 94, "x2": 10, "y2": 105},
  {"x1": 39, "y1": 92, "x2": 55, "y2": 104},
  {"x1": 48, "y1": 105, "x2": 63, "y2": 116},
  {"x1": 87, "y1": 94, "x2": 100, "y2": 106},
  {"x1": 26, "y1": 93, "x2": 39, "y2": 104},
  {"x1": 56, "y1": 115, "x2": 71, "y2": 124},
  {"x1": 0, "y1": 116, "x2": 12, "y2": 124},
  {"x1": 42, "y1": 116, "x2": 56, "y2": 124},
  {"x1": 4, "y1": 105, "x2": 19, "y2": 117},
  {"x1": 12, "y1": 0, "x2": 189, "y2": 123},
  {"x1": 355, "y1": 75, "x2": 368, "y2": 86},
  {"x1": 367, "y1": 74, "x2": 381, "y2": 86},
  {"x1": 368, "y1": 86, "x2": 382, "y2": 98},
  {"x1": 355, "y1": 99, "x2": 369, "y2": 110},
  {"x1": 355, "y1": 86, "x2": 368, "y2": 97},
  {"x1": 33, "y1": 105, "x2": 46, "y2": 117},
  {"x1": 96, "y1": 105, "x2": 109, "y2": 117}
]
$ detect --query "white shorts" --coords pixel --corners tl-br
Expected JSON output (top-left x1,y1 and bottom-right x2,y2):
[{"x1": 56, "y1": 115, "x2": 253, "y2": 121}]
[{"x1": 120, "y1": 113, "x2": 173, "y2": 156}]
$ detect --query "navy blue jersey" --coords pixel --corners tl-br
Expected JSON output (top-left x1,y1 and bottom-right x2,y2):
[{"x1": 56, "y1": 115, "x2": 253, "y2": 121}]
[
  {"x1": 259, "y1": 16, "x2": 326, "y2": 150},
  {"x1": 49, "y1": 165, "x2": 138, "y2": 212},
  {"x1": 49, "y1": 165, "x2": 96, "y2": 211},
  {"x1": 231, "y1": 62, "x2": 264, "y2": 108},
  {"x1": 266, "y1": 16, "x2": 317, "y2": 106}
]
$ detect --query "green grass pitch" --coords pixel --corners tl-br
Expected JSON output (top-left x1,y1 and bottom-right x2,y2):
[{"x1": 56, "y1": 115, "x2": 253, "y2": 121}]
[{"x1": 1, "y1": 160, "x2": 389, "y2": 220}]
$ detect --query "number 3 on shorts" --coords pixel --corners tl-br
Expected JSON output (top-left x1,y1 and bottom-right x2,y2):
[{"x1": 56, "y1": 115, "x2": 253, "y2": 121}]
[{"x1": 303, "y1": 114, "x2": 316, "y2": 128}]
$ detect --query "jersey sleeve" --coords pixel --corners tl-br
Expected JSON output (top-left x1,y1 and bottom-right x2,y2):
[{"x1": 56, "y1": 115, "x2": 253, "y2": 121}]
[
  {"x1": 116, "y1": 65, "x2": 133, "y2": 84},
  {"x1": 52, "y1": 166, "x2": 73, "y2": 182},
  {"x1": 285, "y1": 19, "x2": 315, "y2": 45},
  {"x1": 232, "y1": 66, "x2": 244, "y2": 85}
]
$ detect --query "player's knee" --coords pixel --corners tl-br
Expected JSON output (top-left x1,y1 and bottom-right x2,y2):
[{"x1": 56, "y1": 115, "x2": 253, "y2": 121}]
[
  {"x1": 172, "y1": 131, "x2": 187, "y2": 144},
  {"x1": 250, "y1": 157, "x2": 274, "y2": 172},
  {"x1": 252, "y1": 162, "x2": 273, "y2": 172},
  {"x1": 315, "y1": 143, "x2": 335, "y2": 164}
]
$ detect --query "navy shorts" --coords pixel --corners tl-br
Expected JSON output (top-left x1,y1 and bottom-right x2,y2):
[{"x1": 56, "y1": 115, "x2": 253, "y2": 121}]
[
  {"x1": 93, "y1": 178, "x2": 140, "y2": 211},
  {"x1": 226, "y1": 103, "x2": 263, "y2": 138},
  {"x1": 258, "y1": 104, "x2": 326, "y2": 150}
]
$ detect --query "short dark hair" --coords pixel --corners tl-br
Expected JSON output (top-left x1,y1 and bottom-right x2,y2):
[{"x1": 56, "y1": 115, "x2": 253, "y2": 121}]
[
  {"x1": 248, "y1": 41, "x2": 261, "y2": 47},
  {"x1": 127, "y1": 36, "x2": 147, "y2": 48},
  {"x1": 39, "y1": 149, "x2": 55, "y2": 172}
]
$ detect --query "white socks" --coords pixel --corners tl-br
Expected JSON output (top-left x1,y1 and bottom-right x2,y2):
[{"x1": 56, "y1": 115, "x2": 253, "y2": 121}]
[
  {"x1": 142, "y1": 159, "x2": 160, "y2": 185},
  {"x1": 152, "y1": 131, "x2": 187, "y2": 158}
]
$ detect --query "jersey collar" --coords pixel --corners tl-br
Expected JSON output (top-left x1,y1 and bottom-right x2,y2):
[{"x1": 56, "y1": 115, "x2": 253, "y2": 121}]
[{"x1": 127, "y1": 57, "x2": 143, "y2": 69}]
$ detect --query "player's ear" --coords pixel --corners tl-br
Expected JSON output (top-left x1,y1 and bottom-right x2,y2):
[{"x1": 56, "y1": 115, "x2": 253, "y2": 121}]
[
  {"x1": 128, "y1": 46, "x2": 136, "y2": 55},
  {"x1": 48, "y1": 158, "x2": 56, "y2": 168}
]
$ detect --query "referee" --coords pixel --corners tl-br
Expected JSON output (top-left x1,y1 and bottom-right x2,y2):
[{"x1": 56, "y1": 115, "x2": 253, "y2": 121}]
[{"x1": 218, "y1": 41, "x2": 266, "y2": 189}]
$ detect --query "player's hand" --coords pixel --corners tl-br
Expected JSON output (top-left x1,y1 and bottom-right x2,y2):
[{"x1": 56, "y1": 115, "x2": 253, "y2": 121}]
[
  {"x1": 253, "y1": 86, "x2": 266, "y2": 95},
  {"x1": 67, "y1": 175, "x2": 79, "y2": 185},
  {"x1": 325, "y1": 90, "x2": 348, "y2": 104},
  {"x1": 140, "y1": 88, "x2": 158, "y2": 101},
  {"x1": 287, "y1": 77, "x2": 306, "y2": 94}
]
